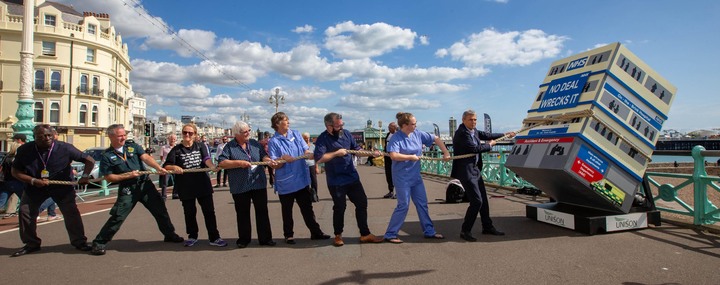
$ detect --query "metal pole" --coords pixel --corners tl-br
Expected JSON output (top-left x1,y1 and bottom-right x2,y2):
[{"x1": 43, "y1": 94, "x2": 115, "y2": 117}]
[{"x1": 12, "y1": 0, "x2": 37, "y2": 141}]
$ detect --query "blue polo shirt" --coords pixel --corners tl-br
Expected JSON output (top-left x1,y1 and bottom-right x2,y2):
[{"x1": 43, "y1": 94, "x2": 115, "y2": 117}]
[
  {"x1": 268, "y1": 129, "x2": 310, "y2": 194},
  {"x1": 314, "y1": 130, "x2": 362, "y2": 187},
  {"x1": 387, "y1": 130, "x2": 434, "y2": 189}
]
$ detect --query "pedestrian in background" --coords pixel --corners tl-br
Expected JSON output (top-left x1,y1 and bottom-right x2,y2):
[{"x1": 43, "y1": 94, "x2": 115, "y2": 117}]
[
  {"x1": 215, "y1": 137, "x2": 229, "y2": 187},
  {"x1": 302, "y1": 132, "x2": 320, "y2": 202},
  {"x1": 159, "y1": 134, "x2": 177, "y2": 199}
]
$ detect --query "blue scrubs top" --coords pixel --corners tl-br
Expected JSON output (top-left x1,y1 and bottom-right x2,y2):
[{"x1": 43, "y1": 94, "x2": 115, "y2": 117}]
[
  {"x1": 268, "y1": 129, "x2": 310, "y2": 194},
  {"x1": 387, "y1": 130, "x2": 434, "y2": 189}
]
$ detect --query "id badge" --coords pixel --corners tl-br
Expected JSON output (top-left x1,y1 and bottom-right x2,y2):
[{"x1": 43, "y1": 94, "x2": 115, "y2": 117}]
[
  {"x1": 250, "y1": 165, "x2": 257, "y2": 171},
  {"x1": 41, "y1": 170, "x2": 49, "y2": 178}
]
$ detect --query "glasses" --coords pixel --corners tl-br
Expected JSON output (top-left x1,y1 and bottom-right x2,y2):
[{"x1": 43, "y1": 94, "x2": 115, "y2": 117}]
[
  {"x1": 331, "y1": 123, "x2": 345, "y2": 129},
  {"x1": 182, "y1": 131, "x2": 195, "y2": 136},
  {"x1": 240, "y1": 129, "x2": 251, "y2": 134}
]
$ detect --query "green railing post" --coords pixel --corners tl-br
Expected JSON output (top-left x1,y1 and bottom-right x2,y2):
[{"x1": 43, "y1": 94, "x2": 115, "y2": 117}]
[
  {"x1": 499, "y1": 150, "x2": 507, "y2": 187},
  {"x1": 691, "y1": 145, "x2": 712, "y2": 225},
  {"x1": 100, "y1": 179, "x2": 109, "y2": 196},
  {"x1": 436, "y1": 148, "x2": 441, "y2": 175}
]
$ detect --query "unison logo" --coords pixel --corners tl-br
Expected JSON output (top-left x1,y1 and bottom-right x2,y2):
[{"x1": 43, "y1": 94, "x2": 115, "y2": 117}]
[
  {"x1": 544, "y1": 210, "x2": 565, "y2": 226},
  {"x1": 614, "y1": 217, "x2": 639, "y2": 229}
]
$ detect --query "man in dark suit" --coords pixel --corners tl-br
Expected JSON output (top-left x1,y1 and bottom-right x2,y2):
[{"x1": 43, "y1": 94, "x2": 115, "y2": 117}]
[
  {"x1": 383, "y1": 122, "x2": 398, "y2": 199},
  {"x1": 451, "y1": 110, "x2": 515, "y2": 242}
]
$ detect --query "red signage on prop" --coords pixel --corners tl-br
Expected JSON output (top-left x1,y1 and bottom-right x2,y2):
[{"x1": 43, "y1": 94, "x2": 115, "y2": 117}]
[
  {"x1": 571, "y1": 158, "x2": 604, "y2": 182},
  {"x1": 516, "y1": 137, "x2": 574, "y2": 144}
]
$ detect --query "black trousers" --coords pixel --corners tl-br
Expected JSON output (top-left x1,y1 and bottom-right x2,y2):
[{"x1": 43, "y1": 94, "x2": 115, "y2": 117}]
[
  {"x1": 459, "y1": 177, "x2": 493, "y2": 232},
  {"x1": 267, "y1": 166, "x2": 275, "y2": 186},
  {"x1": 18, "y1": 189, "x2": 87, "y2": 248},
  {"x1": 181, "y1": 194, "x2": 220, "y2": 241},
  {"x1": 384, "y1": 156, "x2": 394, "y2": 192},
  {"x1": 309, "y1": 165, "x2": 318, "y2": 193},
  {"x1": 232, "y1": 189, "x2": 272, "y2": 245},
  {"x1": 328, "y1": 180, "x2": 370, "y2": 236},
  {"x1": 159, "y1": 174, "x2": 171, "y2": 198},
  {"x1": 278, "y1": 186, "x2": 323, "y2": 238},
  {"x1": 216, "y1": 169, "x2": 228, "y2": 185}
]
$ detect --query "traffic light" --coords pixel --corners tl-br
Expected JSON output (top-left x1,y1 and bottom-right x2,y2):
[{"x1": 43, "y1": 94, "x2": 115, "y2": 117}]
[
  {"x1": 145, "y1": 123, "x2": 151, "y2": 136},
  {"x1": 150, "y1": 123, "x2": 155, "y2": 137}
]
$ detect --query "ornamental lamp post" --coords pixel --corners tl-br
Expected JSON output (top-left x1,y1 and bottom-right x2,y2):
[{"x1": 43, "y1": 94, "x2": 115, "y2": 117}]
[
  {"x1": 269, "y1": 88, "x2": 284, "y2": 114},
  {"x1": 378, "y1": 120, "x2": 383, "y2": 151},
  {"x1": 12, "y1": 0, "x2": 37, "y2": 141}
]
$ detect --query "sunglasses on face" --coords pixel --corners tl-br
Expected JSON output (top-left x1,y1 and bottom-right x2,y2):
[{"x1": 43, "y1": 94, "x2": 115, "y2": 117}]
[{"x1": 182, "y1": 131, "x2": 195, "y2": 136}]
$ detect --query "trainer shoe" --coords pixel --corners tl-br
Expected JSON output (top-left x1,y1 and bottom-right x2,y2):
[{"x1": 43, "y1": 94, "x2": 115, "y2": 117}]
[
  {"x1": 164, "y1": 234, "x2": 184, "y2": 243},
  {"x1": 184, "y1": 238, "x2": 198, "y2": 247},
  {"x1": 383, "y1": 192, "x2": 394, "y2": 198},
  {"x1": 223, "y1": 183, "x2": 227, "y2": 187},
  {"x1": 36, "y1": 216, "x2": 46, "y2": 222},
  {"x1": 210, "y1": 238, "x2": 228, "y2": 247},
  {"x1": 48, "y1": 215, "x2": 63, "y2": 221}
]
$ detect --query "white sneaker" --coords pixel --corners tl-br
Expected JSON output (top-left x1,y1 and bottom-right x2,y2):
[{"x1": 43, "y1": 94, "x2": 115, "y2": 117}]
[
  {"x1": 36, "y1": 216, "x2": 47, "y2": 222},
  {"x1": 48, "y1": 215, "x2": 63, "y2": 221}
]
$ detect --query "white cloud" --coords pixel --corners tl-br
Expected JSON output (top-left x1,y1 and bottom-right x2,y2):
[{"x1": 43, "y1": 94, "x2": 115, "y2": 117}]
[
  {"x1": 178, "y1": 94, "x2": 253, "y2": 107},
  {"x1": 487, "y1": 0, "x2": 509, "y2": 3},
  {"x1": 324, "y1": 21, "x2": 417, "y2": 59},
  {"x1": 182, "y1": 106, "x2": 210, "y2": 112},
  {"x1": 240, "y1": 86, "x2": 336, "y2": 103},
  {"x1": 340, "y1": 79, "x2": 469, "y2": 97},
  {"x1": 419, "y1": 35, "x2": 429, "y2": 45},
  {"x1": 133, "y1": 81, "x2": 211, "y2": 99},
  {"x1": 292, "y1": 25, "x2": 315, "y2": 33},
  {"x1": 131, "y1": 59, "x2": 266, "y2": 86},
  {"x1": 145, "y1": 95, "x2": 177, "y2": 107},
  {"x1": 142, "y1": 29, "x2": 217, "y2": 57},
  {"x1": 337, "y1": 95, "x2": 441, "y2": 110},
  {"x1": 58, "y1": 0, "x2": 167, "y2": 38},
  {"x1": 154, "y1": 109, "x2": 168, "y2": 116},
  {"x1": 209, "y1": 39, "x2": 276, "y2": 65},
  {"x1": 436, "y1": 28, "x2": 569, "y2": 66}
]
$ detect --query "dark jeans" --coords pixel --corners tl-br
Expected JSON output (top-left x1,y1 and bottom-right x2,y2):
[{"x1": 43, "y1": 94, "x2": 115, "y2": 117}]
[
  {"x1": 0, "y1": 180, "x2": 24, "y2": 211},
  {"x1": 93, "y1": 180, "x2": 176, "y2": 245},
  {"x1": 384, "y1": 156, "x2": 394, "y2": 192},
  {"x1": 19, "y1": 189, "x2": 87, "y2": 248},
  {"x1": 309, "y1": 165, "x2": 318, "y2": 194},
  {"x1": 216, "y1": 169, "x2": 228, "y2": 185},
  {"x1": 459, "y1": 177, "x2": 493, "y2": 232},
  {"x1": 278, "y1": 186, "x2": 323, "y2": 238},
  {"x1": 159, "y1": 174, "x2": 171, "y2": 198},
  {"x1": 39, "y1": 197, "x2": 56, "y2": 216},
  {"x1": 181, "y1": 194, "x2": 220, "y2": 241},
  {"x1": 232, "y1": 189, "x2": 273, "y2": 245},
  {"x1": 328, "y1": 179, "x2": 370, "y2": 236}
]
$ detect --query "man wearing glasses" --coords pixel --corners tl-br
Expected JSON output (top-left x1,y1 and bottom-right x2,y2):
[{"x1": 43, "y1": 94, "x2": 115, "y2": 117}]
[
  {"x1": 10, "y1": 125, "x2": 95, "y2": 256},
  {"x1": 90, "y1": 125, "x2": 183, "y2": 255},
  {"x1": 314, "y1": 113, "x2": 384, "y2": 246}
]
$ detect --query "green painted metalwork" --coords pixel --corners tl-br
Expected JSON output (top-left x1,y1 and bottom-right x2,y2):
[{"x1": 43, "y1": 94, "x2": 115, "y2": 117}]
[
  {"x1": 648, "y1": 145, "x2": 720, "y2": 225},
  {"x1": 420, "y1": 149, "x2": 535, "y2": 189},
  {"x1": 13, "y1": 99, "x2": 36, "y2": 142}
]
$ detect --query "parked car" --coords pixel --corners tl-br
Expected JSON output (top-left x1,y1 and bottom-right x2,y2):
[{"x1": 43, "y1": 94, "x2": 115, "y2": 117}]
[{"x1": 72, "y1": 147, "x2": 105, "y2": 181}]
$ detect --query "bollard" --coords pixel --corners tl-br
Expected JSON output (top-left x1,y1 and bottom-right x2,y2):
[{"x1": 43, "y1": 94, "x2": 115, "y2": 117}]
[{"x1": 101, "y1": 179, "x2": 109, "y2": 196}]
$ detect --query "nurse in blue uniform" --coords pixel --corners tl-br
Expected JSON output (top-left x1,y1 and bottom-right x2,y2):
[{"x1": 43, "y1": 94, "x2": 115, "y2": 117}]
[{"x1": 383, "y1": 112, "x2": 451, "y2": 243}]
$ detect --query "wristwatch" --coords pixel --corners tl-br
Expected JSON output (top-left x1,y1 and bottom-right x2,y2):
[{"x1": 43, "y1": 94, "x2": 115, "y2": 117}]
[{"x1": 81, "y1": 173, "x2": 89, "y2": 178}]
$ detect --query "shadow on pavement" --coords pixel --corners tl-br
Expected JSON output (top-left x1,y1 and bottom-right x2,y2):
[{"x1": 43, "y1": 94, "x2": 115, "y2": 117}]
[
  {"x1": 317, "y1": 269, "x2": 434, "y2": 285},
  {"x1": 630, "y1": 226, "x2": 720, "y2": 259}
]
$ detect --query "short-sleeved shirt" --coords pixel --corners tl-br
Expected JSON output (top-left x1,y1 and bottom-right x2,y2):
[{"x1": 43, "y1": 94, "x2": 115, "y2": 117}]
[
  {"x1": 387, "y1": 130, "x2": 434, "y2": 189},
  {"x1": 305, "y1": 143, "x2": 316, "y2": 167},
  {"x1": 13, "y1": 141, "x2": 88, "y2": 196},
  {"x1": 160, "y1": 144, "x2": 173, "y2": 165},
  {"x1": 217, "y1": 139, "x2": 267, "y2": 194},
  {"x1": 163, "y1": 142, "x2": 213, "y2": 200},
  {"x1": 216, "y1": 142, "x2": 226, "y2": 161},
  {"x1": 314, "y1": 130, "x2": 363, "y2": 187},
  {"x1": 98, "y1": 142, "x2": 147, "y2": 185},
  {"x1": 268, "y1": 130, "x2": 310, "y2": 194}
]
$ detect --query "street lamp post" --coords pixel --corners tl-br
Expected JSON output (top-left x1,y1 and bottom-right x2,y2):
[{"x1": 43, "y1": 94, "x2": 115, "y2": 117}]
[
  {"x1": 378, "y1": 120, "x2": 383, "y2": 151},
  {"x1": 12, "y1": 0, "x2": 37, "y2": 141},
  {"x1": 269, "y1": 88, "x2": 285, "y2": 114}
]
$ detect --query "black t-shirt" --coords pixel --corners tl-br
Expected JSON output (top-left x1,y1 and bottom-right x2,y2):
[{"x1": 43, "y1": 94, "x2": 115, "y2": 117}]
[
  {"x1": 163, "y1": 142, "x2": 213, "y2": 200},
  {"x1": 13, "y1": 141, "x2": 88, "y2": 195},
  {"x1": 2, "y1": 153, "x2": 18, "y2": 182}
]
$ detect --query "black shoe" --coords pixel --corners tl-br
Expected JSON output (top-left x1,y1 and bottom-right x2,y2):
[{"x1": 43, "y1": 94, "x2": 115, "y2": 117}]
[
  {"x1": 460, "y1": 231, "x2": 477, "y2": 242},
  {"x1": 310, "y1": 234, "x2": 331, "y2": 240},
  {"x1": 237, "y1": 243, "x2": 248, "y2": 249},
  {"x1": 214, "y1": 184, "x2": 221, "y2": 188},
  {"x1": 11, "y1": 246, "x2": 40, "y2": 257},
  {"x1": 259, "y1": 240, "x2": 276, "y2": 246},
  {"x1": 91, "y1": 244, "x2": 106, "y2": 255},
  {"x1": 75, "y1": 242, "x2": 92, "y2": 251},
  {"x1": 285, "y1": 237, "x2": 296, "y2": 244},
  {"x1": 383, "y1": 192, "x2": 394, "y2": 198},
  {"x1": 223, "y1": 183, "x2": 227, "y2": 187},
  {"x1": 482, "y1": 228, "x2": 505, "y2": 236},
  {"x1": 164, "y1": 234, "x2": 184, "y2": 243},
  {"x1": 171, "y1": 195, "x2": 179, "y2": 200}
]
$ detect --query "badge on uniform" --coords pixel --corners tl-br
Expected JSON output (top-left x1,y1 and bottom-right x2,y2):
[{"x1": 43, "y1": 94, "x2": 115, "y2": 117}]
[
  {"x1": 41, "y1": 169, "x2": 49, "y2": 178},
  {"x1": 110, "y1": 155, "x2": 118, "y2": 161},
  {"x1": 128, "y1": 147, "x2": 134, "y2": 153}
]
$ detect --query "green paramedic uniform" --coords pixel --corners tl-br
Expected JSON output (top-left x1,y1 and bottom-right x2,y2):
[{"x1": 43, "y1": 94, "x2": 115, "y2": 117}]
[{"x1": 92, "y1": 142, "x2": 177, "y2": 245}]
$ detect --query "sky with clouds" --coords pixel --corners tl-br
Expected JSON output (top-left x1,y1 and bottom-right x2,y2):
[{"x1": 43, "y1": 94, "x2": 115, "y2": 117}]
[{"x1": 58, "y1": 0, "x2": 719, "y2": 134}]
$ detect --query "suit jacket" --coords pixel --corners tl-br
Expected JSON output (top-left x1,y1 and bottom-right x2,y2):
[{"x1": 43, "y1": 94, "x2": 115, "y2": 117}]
[{"x1": 450, "y1": 123, "x2": 504, "y2": 181}]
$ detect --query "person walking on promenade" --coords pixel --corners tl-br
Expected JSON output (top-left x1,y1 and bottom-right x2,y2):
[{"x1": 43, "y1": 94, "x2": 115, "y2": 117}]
[
  {"x1": 164, "y1": 124, "x2": 227, "y2": 247},
  {"x1": 383, "y1": 122, "x2": 398, "y2": 199},
  {"x1": 217, "y1": 121, "x2": 277, "y2": 248},
  {"x1": 0, "y1": 143, "x2": 23, "y2": 219},
  {"x1": 451, "y1": 110, "x2": 516, "y2": 242},
  {"x1": 302, "y1": 132, "x2": 320, "y2": 202},
  {"x1": 159, "y1": 134, "x2": 177, "y2": 199},
  {"x1": 268, "y1": 113, "x2": 330, "y2": 245},
  {"x1": 314, "y1": 112, "x2": 385, "y2": 246},
  {"x1": 10, "y1": 125, "x2": 95, "y2": 256},
  {"x1": 214, "y1": 137, "x2": 229, "y2": 187},
  {"x1": 258, "y1": 132, "x2": 274, "y2": 188},
  {"x1": 383, "y1": 112, "x2": 450, "y2": 243},
  {"x1": 91, "y1": 125, "x2": 184, "y2": 255}
]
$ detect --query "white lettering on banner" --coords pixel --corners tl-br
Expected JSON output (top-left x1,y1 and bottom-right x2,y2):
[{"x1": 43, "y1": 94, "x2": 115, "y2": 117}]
[{"x1": 539, "y1": 93, "x2": 581, "y2": 109}]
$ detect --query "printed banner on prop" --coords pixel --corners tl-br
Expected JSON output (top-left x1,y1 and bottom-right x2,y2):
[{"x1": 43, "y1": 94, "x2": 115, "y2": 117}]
[
  {"x1": 537, "y1": 71, "x2": 591, "y2": 112},
  {"x1": 571, "y1": 144, "x2": 609, "y2": 183},
  {"x1": 484, "y1": 113, "x2": 492, "y2": 133}
]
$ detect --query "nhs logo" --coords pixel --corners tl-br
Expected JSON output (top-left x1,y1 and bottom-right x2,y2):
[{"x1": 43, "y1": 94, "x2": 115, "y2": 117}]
[{"x1": 566, "y1": 57, "x2": 588, "y2": 71}]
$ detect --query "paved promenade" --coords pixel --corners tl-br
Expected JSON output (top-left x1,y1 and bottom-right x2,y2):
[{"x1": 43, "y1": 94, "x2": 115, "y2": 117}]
[{"x1": 0, "y1": 165, "x2": 718, "y2": 284}]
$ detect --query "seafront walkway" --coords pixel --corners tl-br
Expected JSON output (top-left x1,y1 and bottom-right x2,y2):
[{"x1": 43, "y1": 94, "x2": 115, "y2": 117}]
[{"x1": 0, "y1": 165, "x2": 717, "y2": 284}]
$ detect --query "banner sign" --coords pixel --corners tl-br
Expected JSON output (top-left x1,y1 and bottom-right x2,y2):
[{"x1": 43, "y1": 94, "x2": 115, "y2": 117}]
[
  {"x1": 537, "y1": 72, "x2": 591, "y2": 112},
  {"x1": 571, "y1": 144, "x2": 609, "y2": 183},
  {"x1": 484, "y1": 113, "x2": 492, "y2": 133}
]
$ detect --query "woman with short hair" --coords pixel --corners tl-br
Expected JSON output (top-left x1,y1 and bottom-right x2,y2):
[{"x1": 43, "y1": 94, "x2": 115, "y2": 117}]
[
  {"x1": 268, "y1": 112, "x2": 330, "y2": 244},
  {"x1": 383, "y1": 112, "x2": 451, "y2": 243},
  {"x1": 164, "y1": 123, "x2": 227, "y2": 247}
]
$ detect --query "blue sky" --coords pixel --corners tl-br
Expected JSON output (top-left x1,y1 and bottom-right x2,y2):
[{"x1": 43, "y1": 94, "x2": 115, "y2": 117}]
[{"x1": 61, "y1": 0, "x2": 720, "y2": 134}]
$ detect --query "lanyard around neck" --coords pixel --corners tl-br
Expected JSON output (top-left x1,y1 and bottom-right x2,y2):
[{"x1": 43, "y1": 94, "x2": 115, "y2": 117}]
[{"x1": 35, "y1": 142, "x2": 55, "y2": 170}]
